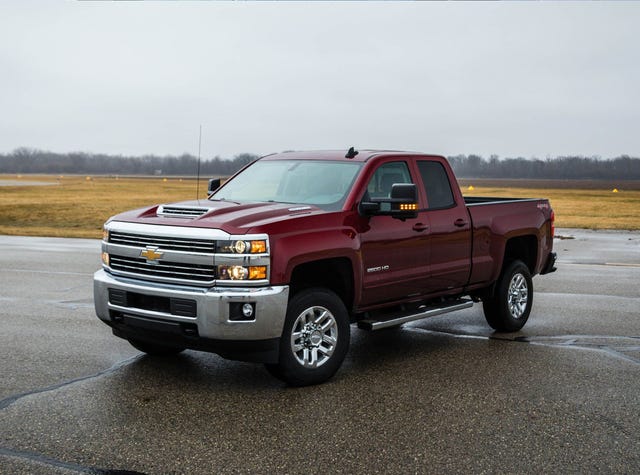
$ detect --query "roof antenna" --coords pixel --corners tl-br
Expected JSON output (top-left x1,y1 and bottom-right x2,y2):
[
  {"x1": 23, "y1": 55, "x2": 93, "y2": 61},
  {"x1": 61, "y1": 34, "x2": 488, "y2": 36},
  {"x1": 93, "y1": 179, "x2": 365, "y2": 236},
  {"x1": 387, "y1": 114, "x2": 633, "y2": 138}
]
[
  {"x1": 345, "y1": 146, "x2": 359, "y2": 159},
  {"x1": 195, "y1": 124, "x2": 202, "y2": 202}
]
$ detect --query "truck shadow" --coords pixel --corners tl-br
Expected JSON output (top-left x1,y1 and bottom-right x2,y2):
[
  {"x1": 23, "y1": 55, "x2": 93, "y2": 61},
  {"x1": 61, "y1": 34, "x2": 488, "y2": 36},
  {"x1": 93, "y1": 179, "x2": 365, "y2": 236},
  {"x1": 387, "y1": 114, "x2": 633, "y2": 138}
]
[{"x1": 109, "y1": 316, "x2": 492, "y2": 394}]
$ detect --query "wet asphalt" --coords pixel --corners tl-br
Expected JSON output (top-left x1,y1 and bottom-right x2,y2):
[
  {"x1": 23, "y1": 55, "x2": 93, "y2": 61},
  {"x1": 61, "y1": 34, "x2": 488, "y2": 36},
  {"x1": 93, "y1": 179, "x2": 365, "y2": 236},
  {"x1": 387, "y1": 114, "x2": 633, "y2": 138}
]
[{"x1": 0, "y1": 229, "x2": 639, "y2": 474}]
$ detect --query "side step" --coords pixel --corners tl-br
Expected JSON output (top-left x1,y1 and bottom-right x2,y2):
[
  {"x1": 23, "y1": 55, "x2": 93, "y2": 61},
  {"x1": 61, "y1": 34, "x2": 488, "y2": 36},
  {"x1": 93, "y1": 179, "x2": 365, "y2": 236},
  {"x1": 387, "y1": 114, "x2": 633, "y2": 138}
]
[{"x1": 357, "y1": 299, "x2": 474, "y2": 331}]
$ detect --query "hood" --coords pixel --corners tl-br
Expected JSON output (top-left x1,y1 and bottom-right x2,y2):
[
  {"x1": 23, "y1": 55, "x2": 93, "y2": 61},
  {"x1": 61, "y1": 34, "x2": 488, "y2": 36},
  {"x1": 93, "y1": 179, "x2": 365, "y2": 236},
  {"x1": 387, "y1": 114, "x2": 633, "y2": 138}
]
[{"x1": 109, "y1": 199, "x2": 327, "y2": 234}]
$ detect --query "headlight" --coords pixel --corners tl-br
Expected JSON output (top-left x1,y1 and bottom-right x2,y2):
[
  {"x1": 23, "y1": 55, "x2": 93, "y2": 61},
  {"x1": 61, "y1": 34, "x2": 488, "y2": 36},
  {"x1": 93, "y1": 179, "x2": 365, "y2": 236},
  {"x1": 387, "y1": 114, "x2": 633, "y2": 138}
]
[
  {"x1": 103, "y1": 227, "x2": 109, "y2": 242},
  {"x1": 218, "y1": 265, "x2": 267, "y2": 281},
  {"x1": 217, "y1": 240, "x2": 267, "y2": 254}
]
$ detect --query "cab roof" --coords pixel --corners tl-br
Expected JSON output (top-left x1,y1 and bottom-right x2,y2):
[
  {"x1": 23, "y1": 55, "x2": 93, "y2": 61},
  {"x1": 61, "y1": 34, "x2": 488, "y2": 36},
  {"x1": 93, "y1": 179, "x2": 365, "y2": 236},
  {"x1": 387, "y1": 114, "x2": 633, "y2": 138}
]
[{"x1": 260, "y1": 149, "x2": 444, "y2": 163}]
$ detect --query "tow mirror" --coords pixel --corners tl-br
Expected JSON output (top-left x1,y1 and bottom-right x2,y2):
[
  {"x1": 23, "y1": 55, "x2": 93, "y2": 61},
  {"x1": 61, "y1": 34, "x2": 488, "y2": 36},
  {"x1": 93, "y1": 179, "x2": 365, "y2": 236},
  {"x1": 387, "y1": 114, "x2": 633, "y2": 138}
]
[
  {"x1": 359, "y1": 183, "x2": 419, "y2": 220},
  {"x1": 208, "y1": 178, "x2": 221, "y2": 194}
]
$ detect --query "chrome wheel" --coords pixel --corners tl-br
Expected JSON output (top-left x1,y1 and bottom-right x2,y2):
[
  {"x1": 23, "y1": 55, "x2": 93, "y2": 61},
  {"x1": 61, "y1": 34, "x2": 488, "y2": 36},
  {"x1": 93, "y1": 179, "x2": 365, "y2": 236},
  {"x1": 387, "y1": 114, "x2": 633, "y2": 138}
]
[
  {"x1": 290, "y1": 305, "x2": 338, "y2": 368},
  {"x1": 508, "y1": 273, "x2": 528, "y2": 319}
]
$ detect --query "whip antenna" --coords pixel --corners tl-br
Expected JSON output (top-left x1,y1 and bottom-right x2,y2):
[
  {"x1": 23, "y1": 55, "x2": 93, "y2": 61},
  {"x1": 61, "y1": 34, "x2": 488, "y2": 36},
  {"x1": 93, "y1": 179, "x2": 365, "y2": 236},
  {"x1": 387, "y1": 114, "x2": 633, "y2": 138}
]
[{"x1": 196, "y1": 124, "x2": 202, "y2": 201}]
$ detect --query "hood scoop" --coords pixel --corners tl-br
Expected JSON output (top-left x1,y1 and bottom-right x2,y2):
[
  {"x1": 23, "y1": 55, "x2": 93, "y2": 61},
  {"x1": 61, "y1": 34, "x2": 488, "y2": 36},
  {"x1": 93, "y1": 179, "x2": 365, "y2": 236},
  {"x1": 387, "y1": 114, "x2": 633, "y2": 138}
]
[{"x1": 157, "y1": 205, "x2": 211, "y2": 218}]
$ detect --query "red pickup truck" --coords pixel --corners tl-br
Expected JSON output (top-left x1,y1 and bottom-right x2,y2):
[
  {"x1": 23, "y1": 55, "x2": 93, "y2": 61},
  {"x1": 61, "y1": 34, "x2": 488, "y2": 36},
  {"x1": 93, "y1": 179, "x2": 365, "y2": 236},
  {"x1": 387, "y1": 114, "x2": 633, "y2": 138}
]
[{"x1": 94, "y1": 149, "x2": 556, "y2": 385}]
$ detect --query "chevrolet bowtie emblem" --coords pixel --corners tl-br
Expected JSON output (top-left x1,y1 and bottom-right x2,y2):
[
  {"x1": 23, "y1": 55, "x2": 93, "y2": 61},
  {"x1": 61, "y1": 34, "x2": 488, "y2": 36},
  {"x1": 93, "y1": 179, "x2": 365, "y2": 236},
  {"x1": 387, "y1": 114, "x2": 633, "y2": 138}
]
[{"x1": 140, "y1": 246, "x2": 164, "y2": 262}]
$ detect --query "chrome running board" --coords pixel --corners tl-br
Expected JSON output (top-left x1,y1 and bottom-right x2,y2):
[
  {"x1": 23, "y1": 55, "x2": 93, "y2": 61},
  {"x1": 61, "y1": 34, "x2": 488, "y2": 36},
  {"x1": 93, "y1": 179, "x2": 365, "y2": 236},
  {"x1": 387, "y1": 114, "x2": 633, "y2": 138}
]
[{"x1": 357, "y1": 299, "x2": 474, "y2": 331}]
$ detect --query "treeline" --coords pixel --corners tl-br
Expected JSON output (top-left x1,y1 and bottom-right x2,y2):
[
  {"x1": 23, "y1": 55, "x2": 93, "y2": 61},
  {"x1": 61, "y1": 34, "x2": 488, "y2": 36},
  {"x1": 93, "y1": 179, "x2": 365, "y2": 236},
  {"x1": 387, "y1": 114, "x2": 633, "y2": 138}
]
[
  {"x1": 0, "y1": 148, "x2": 259, "y2": 176},
  {"x1": 1, "y1": 148, "x2": 639, "y2": 180},
  {"x1": 448, "y1": 154, "x2": 640, "y2": 180}
]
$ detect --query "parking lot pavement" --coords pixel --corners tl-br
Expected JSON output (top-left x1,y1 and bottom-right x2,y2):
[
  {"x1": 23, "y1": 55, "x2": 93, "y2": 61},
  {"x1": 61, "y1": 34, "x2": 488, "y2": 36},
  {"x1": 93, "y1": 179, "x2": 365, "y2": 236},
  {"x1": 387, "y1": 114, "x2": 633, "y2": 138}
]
[{"x1": 1, "y1": 229, "x2": 639, "y2": 474}]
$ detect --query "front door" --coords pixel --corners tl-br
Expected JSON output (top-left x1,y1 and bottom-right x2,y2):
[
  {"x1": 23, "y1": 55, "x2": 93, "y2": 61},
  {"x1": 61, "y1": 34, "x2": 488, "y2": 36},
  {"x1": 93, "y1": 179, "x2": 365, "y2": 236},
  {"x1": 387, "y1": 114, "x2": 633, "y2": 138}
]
[{"x1": 358, "y1": 160, "x2": 431, "y2": 306}]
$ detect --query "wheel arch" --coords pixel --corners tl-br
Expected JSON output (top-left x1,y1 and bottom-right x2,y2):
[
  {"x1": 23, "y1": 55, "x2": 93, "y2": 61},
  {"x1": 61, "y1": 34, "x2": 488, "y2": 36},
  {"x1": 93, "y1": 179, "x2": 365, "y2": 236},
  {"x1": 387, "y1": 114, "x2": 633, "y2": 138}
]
[
  {"x1": 288, "y1": 257, "x2": 355, "y2": 313},
  {"x1": 478, "y1": 234, "x2": 538, "y2": 301},
  {"x1": 502, "y1": 234, "x2": 538, "y2": 274}
]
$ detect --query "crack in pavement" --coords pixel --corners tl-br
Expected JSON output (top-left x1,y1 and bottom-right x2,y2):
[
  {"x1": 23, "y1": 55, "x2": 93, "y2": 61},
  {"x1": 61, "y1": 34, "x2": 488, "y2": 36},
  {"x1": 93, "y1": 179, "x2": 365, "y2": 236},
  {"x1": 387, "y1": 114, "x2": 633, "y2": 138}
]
[
  {"x1": 0, "y1": 354, "x2": 143, "y2": 411},
  {"x1": 0, "y1": 446, "x2": 149, "y2": 475},
  {"x1": 1, "y1": 355, "x2": 147, "y2": 474}
]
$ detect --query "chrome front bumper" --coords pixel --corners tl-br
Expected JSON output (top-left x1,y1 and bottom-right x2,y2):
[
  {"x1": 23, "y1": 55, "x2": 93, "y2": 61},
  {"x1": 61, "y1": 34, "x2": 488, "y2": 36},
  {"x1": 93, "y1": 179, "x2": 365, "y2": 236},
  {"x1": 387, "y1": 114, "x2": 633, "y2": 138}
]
[{"x1": 93, "y1": 269, "x2": 289, "y2": 341}]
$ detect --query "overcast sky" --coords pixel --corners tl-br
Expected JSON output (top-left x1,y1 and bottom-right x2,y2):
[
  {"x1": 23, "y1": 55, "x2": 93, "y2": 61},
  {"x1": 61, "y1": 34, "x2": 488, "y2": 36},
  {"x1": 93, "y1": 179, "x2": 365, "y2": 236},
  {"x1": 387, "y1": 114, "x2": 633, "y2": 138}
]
[{"x1": 1, "y1": 1, "x2": 639, "y2": 160}]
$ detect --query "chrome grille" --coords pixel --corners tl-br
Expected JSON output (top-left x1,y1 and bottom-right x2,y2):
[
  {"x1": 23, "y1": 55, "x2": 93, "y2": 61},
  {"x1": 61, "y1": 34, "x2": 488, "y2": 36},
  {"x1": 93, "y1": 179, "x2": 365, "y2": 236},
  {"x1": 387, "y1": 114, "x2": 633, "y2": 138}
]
[
  {"x1": 109, "y1": 231, "x2": 215, "y2": 253},
  {"x1": 110, "y1": 256, "x2": 216, "y2": 283},
  {"x1": 158, "y1": 206, "x2": 210, "y2": 218}
]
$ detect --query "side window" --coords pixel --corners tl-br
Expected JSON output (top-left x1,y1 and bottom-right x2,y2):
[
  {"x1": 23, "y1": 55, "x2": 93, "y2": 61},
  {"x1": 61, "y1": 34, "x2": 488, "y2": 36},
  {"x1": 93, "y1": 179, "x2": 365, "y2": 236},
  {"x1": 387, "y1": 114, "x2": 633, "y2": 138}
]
[
  {"x1": 365, "y1": 161, "x2": 413, "y2": 212},
  {"x1": 366, "y1": 162, "x2": 412, "y2": 199},
  {"x1": 417, "y1": 161, "x2": 455, "y2": 209}
]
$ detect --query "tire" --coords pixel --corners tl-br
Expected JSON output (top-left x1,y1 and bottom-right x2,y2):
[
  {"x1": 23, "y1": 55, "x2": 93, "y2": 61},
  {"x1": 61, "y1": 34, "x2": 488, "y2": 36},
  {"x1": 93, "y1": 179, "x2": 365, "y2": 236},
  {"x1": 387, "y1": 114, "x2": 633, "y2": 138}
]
[
  {"x1": 128, "y1": 339, "x2": 185, "y2": 356},
  {"x1": 482, "y1": 260, "x2": 533, "y2": 332},
  {"x1": 266, "y1": 288, "x2": 350, "y2": 386}
]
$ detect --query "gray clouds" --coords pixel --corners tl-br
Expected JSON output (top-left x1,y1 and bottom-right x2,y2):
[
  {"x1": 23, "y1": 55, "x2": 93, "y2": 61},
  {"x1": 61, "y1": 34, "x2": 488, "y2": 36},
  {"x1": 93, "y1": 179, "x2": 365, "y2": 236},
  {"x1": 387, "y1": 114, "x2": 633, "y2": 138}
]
[{"x1": 1, "y1": 1, "x2": 639, "y2": 159}]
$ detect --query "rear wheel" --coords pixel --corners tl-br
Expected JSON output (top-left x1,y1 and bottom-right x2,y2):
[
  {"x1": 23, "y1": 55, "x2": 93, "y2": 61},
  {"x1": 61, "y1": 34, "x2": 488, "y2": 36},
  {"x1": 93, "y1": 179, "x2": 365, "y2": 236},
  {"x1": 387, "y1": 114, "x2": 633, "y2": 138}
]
[
  {"x1": 128, "y1": 339, "x2": 185, "y2": 356},
  {"x1": 266, "y1": 288, "x2": 350, "y2": 386},
  {"x1": 483, "y1": 260, "x2": 533, "y2": 332}
]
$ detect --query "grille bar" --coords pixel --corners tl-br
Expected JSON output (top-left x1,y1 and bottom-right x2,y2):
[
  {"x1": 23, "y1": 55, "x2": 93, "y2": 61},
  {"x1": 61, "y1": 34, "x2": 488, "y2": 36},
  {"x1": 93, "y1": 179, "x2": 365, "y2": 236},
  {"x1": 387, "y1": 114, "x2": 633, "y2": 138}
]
[
  {"x1": 109, "y1": 232, "x2": 215, "y2": 253},
  {"x1": 110, "y1": 256, "x2": 215, "y2": 282}
]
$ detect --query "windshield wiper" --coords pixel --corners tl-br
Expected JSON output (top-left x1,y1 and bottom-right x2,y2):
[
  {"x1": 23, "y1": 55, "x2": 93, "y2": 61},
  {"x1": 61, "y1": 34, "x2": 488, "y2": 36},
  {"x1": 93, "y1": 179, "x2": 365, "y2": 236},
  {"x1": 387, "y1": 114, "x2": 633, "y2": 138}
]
[{"x1": 208, "y1": 197, "x2": 242, "y2": 205}]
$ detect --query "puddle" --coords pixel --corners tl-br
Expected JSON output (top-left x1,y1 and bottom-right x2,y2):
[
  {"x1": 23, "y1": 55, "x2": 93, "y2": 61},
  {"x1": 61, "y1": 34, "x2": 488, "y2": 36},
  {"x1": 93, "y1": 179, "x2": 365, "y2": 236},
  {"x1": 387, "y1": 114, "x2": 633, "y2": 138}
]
[
  {"x1": 404, "y1": 326, "x2": 640, "y2": 366},
  {"x1": 516, "y1": 335, "x2": 640, "y2": 365}
]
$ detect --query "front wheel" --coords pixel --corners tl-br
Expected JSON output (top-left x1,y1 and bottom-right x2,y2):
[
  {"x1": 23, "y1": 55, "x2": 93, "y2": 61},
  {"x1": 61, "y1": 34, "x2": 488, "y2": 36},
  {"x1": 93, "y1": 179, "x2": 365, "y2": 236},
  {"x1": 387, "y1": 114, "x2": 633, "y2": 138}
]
[
  {"x1": 482, "y1": 260, "x2": 533, "y2": 332},
  {"x1": 266, "y1": 288, "x2": 350, "y2": 386}
]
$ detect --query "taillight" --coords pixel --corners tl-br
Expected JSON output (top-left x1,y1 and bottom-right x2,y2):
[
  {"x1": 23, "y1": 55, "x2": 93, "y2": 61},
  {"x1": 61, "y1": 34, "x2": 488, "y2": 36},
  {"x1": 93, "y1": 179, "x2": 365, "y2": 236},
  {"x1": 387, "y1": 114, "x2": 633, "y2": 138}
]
[{"x1": 550, "y1": 210, "x2": 555, "y2": 238}]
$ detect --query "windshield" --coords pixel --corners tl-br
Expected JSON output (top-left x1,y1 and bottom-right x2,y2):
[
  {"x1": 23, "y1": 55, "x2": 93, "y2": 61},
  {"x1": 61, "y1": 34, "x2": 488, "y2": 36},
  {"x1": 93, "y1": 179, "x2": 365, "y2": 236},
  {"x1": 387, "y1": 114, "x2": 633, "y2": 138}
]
[{"x1": 211, "y1": 159, "x2": 363, "y2": 211}]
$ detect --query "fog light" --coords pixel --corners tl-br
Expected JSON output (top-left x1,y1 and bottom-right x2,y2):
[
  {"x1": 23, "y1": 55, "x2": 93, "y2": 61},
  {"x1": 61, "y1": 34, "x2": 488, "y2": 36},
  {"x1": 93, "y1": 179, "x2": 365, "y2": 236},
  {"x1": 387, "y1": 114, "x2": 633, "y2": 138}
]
[
  {"x1": 229, "y1": 302, "x2": 256, "y2": 321},
  {"x1": 242, "y1": 303, "x2": 254, "y2": 318}
]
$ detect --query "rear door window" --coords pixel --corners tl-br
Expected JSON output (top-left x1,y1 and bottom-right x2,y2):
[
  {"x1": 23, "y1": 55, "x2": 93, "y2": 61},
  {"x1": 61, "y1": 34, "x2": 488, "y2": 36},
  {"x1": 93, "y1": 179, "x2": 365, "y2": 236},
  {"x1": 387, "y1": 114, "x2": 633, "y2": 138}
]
[{"x1": 417, "y1": 161, "x2": 455, "y2": 209}]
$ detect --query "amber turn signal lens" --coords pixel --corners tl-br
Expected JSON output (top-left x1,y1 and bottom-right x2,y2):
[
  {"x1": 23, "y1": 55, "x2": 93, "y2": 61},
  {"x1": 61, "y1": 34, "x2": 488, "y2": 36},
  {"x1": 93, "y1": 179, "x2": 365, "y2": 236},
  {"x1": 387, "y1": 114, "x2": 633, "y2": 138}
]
[
  {"x1": 249, "y1": 266, "x2": 267, "y2": 280},
  {"x1": 250, "y1": 240, "x2": 267, "y2": 254}
]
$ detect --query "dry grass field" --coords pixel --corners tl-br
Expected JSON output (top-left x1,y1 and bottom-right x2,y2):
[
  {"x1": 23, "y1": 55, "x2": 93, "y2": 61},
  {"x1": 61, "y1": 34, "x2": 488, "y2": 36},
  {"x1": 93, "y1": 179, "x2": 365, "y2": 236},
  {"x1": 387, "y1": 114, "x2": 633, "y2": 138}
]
[
  {"x1": 0, "y1": 174, "x2": 638, "y2": 238},
  {"x1": 0, "y1": 175, "x2": 212, "y2": 238},
  {"x1": 457, "y1": 179, "x2": 640, "y2": 231}
]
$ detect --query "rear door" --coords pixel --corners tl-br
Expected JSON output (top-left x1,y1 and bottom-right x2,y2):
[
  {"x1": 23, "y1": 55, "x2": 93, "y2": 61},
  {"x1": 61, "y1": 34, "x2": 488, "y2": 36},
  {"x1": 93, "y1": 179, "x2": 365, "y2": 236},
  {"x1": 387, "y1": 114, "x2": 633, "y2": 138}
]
[{"x1": 416, "y1": 159, "x2": 471, "y2": 293}]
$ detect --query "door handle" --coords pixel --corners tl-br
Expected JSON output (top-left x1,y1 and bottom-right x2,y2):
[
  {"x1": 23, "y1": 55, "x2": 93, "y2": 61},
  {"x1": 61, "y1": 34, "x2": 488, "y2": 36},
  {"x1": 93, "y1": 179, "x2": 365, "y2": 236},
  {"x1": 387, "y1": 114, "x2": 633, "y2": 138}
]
[
  {"x1": 454, "y1": 218, "x2": 468, "y2": 228},
  {"x1": 412, "y1": 223, "x2": 429, "y2": 232}
]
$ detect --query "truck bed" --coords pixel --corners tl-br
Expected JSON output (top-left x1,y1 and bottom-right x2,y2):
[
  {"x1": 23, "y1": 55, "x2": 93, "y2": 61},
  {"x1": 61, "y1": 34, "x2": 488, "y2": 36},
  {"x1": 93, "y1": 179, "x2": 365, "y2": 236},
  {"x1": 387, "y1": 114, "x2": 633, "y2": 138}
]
[
  {"x1": 464, "y1": 195, "x2": 553, "y2": 286},
  {"x1": 464, "y1": 196, "x2": 542, "y2": 206}
]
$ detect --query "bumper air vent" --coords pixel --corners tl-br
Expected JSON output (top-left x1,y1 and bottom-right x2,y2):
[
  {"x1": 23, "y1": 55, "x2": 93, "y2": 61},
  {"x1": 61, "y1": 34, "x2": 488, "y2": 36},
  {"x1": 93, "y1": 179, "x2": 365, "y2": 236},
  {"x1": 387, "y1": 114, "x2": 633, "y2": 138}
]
[{"x1": 108, "y1": 289, "x2": 197, "y2": 318}]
